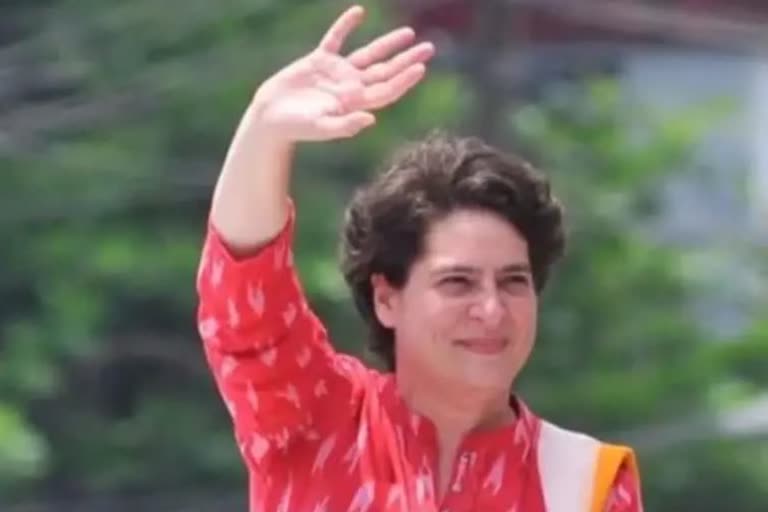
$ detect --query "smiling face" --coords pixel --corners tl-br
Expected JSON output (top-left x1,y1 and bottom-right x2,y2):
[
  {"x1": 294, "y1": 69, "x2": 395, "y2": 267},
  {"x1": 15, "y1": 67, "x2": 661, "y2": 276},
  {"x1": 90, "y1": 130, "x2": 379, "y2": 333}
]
[{"x1": 372, "y1": 208, "x2": 538, "y2": 392}]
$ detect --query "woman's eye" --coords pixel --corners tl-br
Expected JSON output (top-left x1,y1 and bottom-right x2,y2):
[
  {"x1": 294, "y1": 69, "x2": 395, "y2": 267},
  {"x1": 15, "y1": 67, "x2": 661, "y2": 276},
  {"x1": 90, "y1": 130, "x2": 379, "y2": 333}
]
[
  {"x1": 440, "y1": 276, "x2": 472, "y2": 292},
  {"x1": 501, "y1": 275, "x2": 530, "y2": 289}
]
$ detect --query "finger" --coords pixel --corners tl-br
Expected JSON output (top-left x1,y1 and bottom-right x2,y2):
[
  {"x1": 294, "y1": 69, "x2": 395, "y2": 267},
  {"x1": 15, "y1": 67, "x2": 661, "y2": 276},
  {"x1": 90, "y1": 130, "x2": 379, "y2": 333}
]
[
  {"x1": 312, "y1": 51, "x2": 364, "y2": 83},
  {"x1": 315, "y1": 79, "x2": 364, "y2": 115},
  {"x1": 363, "y1": 64, "x2": 426, "y2": 110},
  {"x1": 347, "y1": 27, "x2": 415, "y2": 69},
  {"x1": 318, "y1": 5, "x2": 365, "y2": 54},
  {"x1": 362, "y1": 42, "x2": 434, "y2": 85},
  {"x1": 314, "y1": 111, "x2": 376, "y2": 138}
]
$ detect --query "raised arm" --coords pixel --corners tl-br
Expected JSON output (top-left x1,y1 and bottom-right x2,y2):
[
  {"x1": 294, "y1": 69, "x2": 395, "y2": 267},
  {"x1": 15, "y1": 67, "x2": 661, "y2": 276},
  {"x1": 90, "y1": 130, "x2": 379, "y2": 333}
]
[
  {"x1": 209, "y1": 5, "x2": 433, "y2": 253},
  {"x1": 197, "y1": 5, "x2": 434, "y2": 468}
]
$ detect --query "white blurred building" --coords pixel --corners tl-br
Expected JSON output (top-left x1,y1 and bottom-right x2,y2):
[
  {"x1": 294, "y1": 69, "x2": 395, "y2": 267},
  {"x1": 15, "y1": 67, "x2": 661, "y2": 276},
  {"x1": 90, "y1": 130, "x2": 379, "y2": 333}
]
[{"x1": 623, "y1": 49, "x2": 768, "y2": 243}]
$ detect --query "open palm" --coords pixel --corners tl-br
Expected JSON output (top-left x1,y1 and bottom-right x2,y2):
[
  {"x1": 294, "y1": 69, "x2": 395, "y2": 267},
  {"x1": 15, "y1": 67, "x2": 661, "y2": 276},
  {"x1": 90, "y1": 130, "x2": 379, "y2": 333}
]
[{"x1": 253, "y1": 5, "x2": 435, "y2": 141}]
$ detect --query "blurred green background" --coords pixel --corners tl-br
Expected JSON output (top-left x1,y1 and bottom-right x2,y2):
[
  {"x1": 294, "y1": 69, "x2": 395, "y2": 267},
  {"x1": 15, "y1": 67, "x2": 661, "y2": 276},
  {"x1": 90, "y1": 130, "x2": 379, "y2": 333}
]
[{"x1": 2, "y1": 0, "x2": 767, "y2": 510}]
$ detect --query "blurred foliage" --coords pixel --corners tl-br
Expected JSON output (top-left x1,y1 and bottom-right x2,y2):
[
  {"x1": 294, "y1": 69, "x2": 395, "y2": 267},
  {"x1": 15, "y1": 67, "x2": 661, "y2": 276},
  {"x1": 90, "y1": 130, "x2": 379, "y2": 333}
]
[
  {"x1": 508, "y1": 79, "x2": 768, "y2": 509},
  {"x1": 1, "y1": 0, "x2": 766, "y2": 510}
]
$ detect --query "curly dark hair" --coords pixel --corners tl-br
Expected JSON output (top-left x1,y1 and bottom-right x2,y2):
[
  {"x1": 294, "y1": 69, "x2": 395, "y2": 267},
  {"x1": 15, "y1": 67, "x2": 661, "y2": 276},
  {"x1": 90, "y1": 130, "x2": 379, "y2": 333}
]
[{"x1": 340, "y1": 132, "x2": 566, "y2": 371}]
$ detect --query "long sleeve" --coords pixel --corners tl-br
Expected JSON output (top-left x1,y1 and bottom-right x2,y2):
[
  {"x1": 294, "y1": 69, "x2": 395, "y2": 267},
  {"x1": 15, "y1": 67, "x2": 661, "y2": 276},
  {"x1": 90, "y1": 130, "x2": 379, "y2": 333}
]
[
  {"x1": 196, "y1": 205, "x2": 362, "y2": 469},
  {"x1": 604, "y1": 462, "x2": 644, "y2": 512}
]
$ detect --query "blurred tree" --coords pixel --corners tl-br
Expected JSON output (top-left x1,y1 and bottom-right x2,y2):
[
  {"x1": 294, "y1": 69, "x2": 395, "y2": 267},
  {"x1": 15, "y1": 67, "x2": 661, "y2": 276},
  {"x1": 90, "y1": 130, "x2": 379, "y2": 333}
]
[
  {"x1": 508, "y1": 78, "x2": 768, "y2": 509},
  {"x1": 0, "y1": 0, "x2": 766, "y2": 510},
  {"x1": 0, "y1": 0, "x2": 462, "y2": 502}
]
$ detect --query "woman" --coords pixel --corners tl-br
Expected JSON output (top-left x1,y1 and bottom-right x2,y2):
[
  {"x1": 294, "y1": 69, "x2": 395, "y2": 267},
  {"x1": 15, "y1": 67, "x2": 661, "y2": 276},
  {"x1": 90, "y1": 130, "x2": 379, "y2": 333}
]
[{"x1": 196, "y1": 5, "x2": 643, "y2": 511}]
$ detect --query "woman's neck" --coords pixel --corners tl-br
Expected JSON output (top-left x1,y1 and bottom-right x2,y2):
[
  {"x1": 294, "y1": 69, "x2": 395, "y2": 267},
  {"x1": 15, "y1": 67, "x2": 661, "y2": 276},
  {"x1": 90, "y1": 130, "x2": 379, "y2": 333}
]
[{"x1": 396, "y1": 371, "x2": 516, "y2": 438}]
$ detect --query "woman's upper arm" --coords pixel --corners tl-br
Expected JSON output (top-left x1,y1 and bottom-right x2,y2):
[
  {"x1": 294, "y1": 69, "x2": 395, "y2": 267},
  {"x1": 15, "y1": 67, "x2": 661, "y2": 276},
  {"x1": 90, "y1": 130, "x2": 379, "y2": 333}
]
[{"x1": 196, "y1": 206, "x2": 362, "y2": 465}]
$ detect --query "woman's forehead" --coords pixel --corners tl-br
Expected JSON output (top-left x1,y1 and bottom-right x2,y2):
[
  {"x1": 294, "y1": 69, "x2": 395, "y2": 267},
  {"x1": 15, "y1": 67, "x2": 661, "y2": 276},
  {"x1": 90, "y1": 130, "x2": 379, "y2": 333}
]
[{"x1": 423, "y1": 210, "x2": 528, "y2": 254}]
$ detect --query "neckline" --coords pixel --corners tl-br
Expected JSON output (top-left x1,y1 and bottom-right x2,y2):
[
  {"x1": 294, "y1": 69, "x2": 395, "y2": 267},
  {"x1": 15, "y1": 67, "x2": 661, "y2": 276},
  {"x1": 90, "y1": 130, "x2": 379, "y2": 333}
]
[{"x1": 379, "y1": 373, "x2": 536, "y2": 450}]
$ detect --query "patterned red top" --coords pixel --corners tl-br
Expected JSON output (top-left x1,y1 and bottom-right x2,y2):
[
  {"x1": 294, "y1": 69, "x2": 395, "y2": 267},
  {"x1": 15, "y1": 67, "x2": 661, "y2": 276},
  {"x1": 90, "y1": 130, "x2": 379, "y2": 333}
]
[{"x1": 196, "y1": 208, "x2": 643, "y2": 511}]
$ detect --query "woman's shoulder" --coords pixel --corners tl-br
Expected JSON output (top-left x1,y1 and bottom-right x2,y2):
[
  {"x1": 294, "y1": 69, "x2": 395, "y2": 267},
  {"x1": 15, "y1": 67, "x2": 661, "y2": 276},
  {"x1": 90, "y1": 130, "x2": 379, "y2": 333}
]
[{"x1": 536, "y1": 418, "x2": 641, "y2": 512}]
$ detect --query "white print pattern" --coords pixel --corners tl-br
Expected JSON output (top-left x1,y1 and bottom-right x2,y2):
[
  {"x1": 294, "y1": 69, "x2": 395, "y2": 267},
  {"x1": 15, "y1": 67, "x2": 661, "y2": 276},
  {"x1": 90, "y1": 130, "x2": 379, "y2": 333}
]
[
  {"x1": 312, "y1": 496, "x2": 330, "y2": 512},
  {"x1": 618, "y1": 483, "x2": 631, "y2": 502},
  {"x1": 296, "y1": 345, "x2": 312, "y2": 368},
  {"x1": 247, "y1": 282, "x2": 265, "y2": 316},
  {"x1": 226, "y1": 299, "x2": 239, "y2": 329},
  {"x1": 483, "y1": 454, "x2": 506, "y2": 496},
  {"x1": 347, "y1": 481, "x2": 375, "y2": 512},
  {"x1": 395, "y1": 426, "x2": 405, "y2": 455},
  {"x1": 282, "y1": 302, "x2": 297, "y2": 327},
  {"x1": 198, "y1": 317, "x2": 219, "y2": 340},
  {"x1": 513, "y1": 420, "x2": 528, "y2": 447},
  {"x1": 342, "y1": 438, "x2": 361, "y2": 475},
  {"x1": 196, "y1": 219, "x2": 643, "y2": 512},
  {"x1": 273, "y1": 428, "x2": 290, "y2": 452},
  {"x1": 224, "y1": 397, "x2": 236, "y2": 418},
  {"x1": 196, "y1": 246, "x2": 209, "y2": 285},
  {"x1": 452, "y1": 452, "x2": 471, "y2": 493},
  {"x1": 246, "y1": 382, "x2": 259, "y2": 412},
  {"x1": 415, "y1": 473, "x2": 433, "y2": 504},
  {"x1": 276, "y1": 384, "x2": 301, "y2": 409},
  {"x1": 605, "y1": 478, "x2": 636, "y2": 511},
  {"x1": 220, "y1": 355, "x2": 238, "y2": 378},
  {"x1": 260, "y1": 346, "x2": 277, "y2": 367},
  {"x1": 313, "y1": 434, "x2": 337, "y2": 474},
  {"x1": 276, "y1": 476, "x2": 292, "y2": 512},
  {"x1": 386, "y1": 485, "x2": 403, "y2": 508},
  {"x1": 249, "y1": 433, "x2": 269, "y2": 463},
  {"x1": 314, "y1": 379, "x2": 328, "y2": 397},
  {"x1": 210, "y1": 258, "x2": 224, "y2": 287},
  {"x1": 356, "y1": 421, "x2": 368, "y2": 452}
]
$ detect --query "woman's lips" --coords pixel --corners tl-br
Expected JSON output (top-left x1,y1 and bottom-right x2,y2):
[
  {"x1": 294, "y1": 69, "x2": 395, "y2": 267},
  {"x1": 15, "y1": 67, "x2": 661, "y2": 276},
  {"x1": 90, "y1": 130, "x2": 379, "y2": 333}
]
[{"x1": 454, "y1": 338, "x2": 508, "y2": 355}]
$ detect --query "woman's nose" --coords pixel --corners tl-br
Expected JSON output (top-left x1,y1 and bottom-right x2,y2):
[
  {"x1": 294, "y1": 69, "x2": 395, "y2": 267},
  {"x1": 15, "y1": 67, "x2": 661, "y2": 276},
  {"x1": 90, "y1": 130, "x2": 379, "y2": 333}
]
[{"x1": 468, "y1": 291, "x2": 505, "y2": 327}]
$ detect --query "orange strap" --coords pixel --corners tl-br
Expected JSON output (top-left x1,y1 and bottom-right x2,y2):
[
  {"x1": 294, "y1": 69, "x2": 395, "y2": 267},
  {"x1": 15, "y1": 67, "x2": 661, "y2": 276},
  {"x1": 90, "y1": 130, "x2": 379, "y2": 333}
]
[{"x1": 589, "y1": 444, "x2": 640, "y2": 512}]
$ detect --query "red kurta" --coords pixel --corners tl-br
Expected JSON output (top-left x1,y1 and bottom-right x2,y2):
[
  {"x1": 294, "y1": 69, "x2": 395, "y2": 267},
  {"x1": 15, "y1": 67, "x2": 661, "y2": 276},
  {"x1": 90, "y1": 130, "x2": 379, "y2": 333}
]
[{"x1": 196, "y1": 209, "x2": 643, "y2": 511}]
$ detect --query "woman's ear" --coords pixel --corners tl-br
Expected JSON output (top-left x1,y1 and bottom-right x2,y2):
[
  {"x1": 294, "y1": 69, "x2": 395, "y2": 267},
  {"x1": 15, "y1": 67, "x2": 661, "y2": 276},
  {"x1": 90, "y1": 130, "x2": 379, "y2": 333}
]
[{"x1": 371, "y1": 273, "x2": 398, "y2": 328}]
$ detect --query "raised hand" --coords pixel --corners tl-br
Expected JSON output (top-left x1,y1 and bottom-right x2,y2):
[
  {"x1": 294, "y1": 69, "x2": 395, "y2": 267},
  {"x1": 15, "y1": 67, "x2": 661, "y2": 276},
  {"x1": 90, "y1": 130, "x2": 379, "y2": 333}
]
[
  {"x1": 210, "y1": 5, "x2": 433, "y2": 250},
  {"x1": 250, "y1": 5, "x2": 435, "y2": 141}
]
